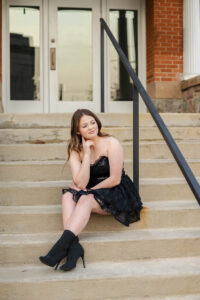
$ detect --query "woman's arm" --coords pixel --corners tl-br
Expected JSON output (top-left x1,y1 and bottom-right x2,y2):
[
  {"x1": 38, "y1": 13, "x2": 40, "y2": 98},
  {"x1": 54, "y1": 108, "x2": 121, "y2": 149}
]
[
  {"x1": 68, "y1": 151, "x2": 90, "y2": 189},
  {"x1": 68, "y1": 137, "x2": 94, "y2": 189},
  {"x1": 91, "y1": 137, "x2": 123, "y2": 190}
]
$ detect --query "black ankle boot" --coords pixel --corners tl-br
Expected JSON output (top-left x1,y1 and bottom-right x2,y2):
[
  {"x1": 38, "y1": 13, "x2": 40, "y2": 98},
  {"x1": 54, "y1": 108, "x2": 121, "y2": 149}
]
[
  {"x1": 39, "y1": 230, "x2": 76, "y2": 269},
  {"x1": 59, "y1": 239, "x2": 86, "y2": 271}
]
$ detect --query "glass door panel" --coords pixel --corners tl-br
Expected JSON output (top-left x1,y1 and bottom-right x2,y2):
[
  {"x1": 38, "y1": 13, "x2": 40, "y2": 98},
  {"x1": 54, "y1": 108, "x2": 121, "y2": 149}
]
[
  {"x1": 57, "y1": 8, "x2": 92, "y2": 102},
  {"x1": 10, "y1": 5, "x2": 40, "y2": 101},
  {"x1": 49, "y1": 0, "x2": 100, "y2": 112},
  {"x1": 4, "y1": 0, "x2": 44, "y2": 113}
]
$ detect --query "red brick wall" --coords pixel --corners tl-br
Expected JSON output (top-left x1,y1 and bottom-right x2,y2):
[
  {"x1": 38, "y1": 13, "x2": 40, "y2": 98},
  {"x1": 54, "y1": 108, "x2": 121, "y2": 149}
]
[{"x1": 146, "y1": 0, "x2": 183, "y2": 98}]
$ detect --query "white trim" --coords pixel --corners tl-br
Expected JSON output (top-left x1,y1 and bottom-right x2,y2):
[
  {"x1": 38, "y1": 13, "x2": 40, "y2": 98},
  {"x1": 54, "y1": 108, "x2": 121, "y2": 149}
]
[
  {"x1": 43, "y1": 0, "x2": 49, "y2": 113},
  {"x1": 139, "y1": 0, "x2": 146, "y2": 113},
  {"x1": 101, "y1": 0, "x2": 108, "y2": 112},
  {"x1": 2, "y1": 0, "x2": 8, "y2": 112}
]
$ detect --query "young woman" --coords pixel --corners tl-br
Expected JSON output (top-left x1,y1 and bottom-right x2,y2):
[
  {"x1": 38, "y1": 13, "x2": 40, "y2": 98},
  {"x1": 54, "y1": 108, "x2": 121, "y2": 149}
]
[{"x1": 39, "y1": 109, "x2": 143, "y2": 271}]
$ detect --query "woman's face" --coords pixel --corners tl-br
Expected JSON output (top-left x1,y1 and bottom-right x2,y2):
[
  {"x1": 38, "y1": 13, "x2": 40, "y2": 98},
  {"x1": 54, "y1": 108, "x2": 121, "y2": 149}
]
[{"x1": 77, "y1": 115, "x2": 98, "y2": 140}]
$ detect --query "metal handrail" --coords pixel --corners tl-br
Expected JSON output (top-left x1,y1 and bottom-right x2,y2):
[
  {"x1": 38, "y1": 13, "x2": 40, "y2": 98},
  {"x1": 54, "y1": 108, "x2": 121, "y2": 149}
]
[{"x1": 100, "y1": 18, "x2": 200, "y2": 204}]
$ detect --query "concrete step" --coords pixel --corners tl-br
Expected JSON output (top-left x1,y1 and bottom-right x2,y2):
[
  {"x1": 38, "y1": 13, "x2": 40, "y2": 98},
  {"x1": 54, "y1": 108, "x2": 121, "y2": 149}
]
[
  {"x1": 0, "y1": 256, "x2": 200, "y2": 300},
  {"x1": 0, "y1": 113, "x2": 200, "y2": 128},
  {"x1": 0, "y1": 200, "x2": 199, "y2": 233},
  {"x1": 0, "y1": 159, "x2": 200, "y2": 181},
  {"x1": 0, "y1": 113, "x2": 132, "y2": 128},
  {"x1": 0, "y1": 178, "x2": 198, "y2": 206},
  {"x1": 0, "y1": 126, "x2": 200, "y2": 144},
  {"x1": 105, "y1": 295, "x2": 200, "y2": 300},
  {"x1": 1, "y1": 228, "x2": 200, "y2": 265},
  {"x1": 1, "y1": 141, "x2": 200, "y2": 161}
]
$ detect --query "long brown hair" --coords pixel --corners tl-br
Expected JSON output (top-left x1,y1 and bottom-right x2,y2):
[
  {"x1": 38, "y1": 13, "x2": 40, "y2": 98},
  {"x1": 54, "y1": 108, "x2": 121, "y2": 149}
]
[{"x1": 62, "y1": 109, "x2": 110, "y2": 171}]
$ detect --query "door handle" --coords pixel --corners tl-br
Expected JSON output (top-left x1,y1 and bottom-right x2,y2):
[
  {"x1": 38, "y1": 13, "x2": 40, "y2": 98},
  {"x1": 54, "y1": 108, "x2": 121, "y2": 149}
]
[{"x1": 50, "y1": 48, "x2": 56, "y2": 70}]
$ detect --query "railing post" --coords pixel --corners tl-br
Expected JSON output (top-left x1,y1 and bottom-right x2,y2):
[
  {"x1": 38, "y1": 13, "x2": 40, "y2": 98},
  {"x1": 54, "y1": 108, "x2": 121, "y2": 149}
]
[
  {"x1": 100, "y1": 22, "x2": 105, "y2": 112},
  {"x1": 133, "y1": 84, "x2": 139, "y2": 192}
]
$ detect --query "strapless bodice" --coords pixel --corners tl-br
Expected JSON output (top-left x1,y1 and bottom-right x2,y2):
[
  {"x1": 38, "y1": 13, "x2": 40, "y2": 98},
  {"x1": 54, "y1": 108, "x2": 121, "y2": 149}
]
[{"x1": 87, "y1": 156, "x2": 110, "y2": 188}]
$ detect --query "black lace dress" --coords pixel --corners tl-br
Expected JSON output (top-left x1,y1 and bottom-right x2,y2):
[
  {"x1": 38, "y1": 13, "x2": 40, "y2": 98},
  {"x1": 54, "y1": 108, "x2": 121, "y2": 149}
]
[{"x1": 62, "y1": 156, "x2": 143, "y2": 226}]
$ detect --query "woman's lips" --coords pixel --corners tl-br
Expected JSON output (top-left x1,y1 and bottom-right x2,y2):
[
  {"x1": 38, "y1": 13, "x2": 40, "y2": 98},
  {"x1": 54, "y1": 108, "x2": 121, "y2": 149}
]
[{"x1": 88, "y1": 130, "x2": 95, "y2": 134}]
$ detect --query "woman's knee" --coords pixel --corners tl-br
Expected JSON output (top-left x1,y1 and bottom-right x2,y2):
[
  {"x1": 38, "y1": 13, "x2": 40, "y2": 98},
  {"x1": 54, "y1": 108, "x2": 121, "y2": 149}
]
[
  {"x1": 62, "y1": 191, "x2": 72, "y2": 201},
  {"x1": 62, "y1": 192, "x2": 76, "y2": 206},
  {"x1": 77, "y1": 194, "x2": 96, "y2": 210}
]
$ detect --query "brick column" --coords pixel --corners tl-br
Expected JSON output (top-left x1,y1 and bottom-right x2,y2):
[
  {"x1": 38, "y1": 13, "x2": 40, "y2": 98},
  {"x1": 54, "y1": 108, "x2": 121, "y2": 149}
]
[{"x1": 146, "y1": 0, "x2": 183, "y2": 101}]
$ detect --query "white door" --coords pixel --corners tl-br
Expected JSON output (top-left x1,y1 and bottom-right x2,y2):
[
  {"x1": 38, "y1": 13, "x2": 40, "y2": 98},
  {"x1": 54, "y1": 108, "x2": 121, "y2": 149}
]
[
  {"x1": 103, "y1": 0, "x2": 146, "y2": 113},
  {"x1": 49, "y1": 0, "x2": 101, "y2": 112},
  {"x1": 2, "y1": 0, "x2": 46, "y2": 113}
]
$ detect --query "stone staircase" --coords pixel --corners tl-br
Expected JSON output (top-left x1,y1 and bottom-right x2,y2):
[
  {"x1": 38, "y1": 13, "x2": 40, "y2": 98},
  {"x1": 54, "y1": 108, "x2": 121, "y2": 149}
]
[{"x1": 0, "y1": 113, "x2": 200, "y2": 300}]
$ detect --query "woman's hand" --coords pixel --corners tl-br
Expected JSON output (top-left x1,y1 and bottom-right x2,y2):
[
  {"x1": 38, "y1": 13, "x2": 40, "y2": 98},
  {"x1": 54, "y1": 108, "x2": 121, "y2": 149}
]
[
  {"x1": 82, "y1": 136, "x2": 94, "y2": 155},
  {"x1": 68, "y1": 182, "x2": 87, "y2": 191}
]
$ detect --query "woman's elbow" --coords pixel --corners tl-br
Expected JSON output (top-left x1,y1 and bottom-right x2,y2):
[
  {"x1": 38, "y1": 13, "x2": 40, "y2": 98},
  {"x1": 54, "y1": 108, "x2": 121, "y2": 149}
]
[
  {"x1": 72, "y1": 178, "x2": 85, "y2": 190},
  {"x1": 116, "y1": 179, "x2": 121, "y2": 185},
  {"x1": 112, "y1": 177, "x2": 121, "y2": 186}
]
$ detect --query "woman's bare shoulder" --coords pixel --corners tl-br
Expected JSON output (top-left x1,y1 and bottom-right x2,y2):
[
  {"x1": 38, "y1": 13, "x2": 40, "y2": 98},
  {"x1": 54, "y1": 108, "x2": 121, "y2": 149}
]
[
  {"x1": 100, "y1": 136, "x2": 121, "y2": 155},
  {"x1": 106, "y1": 136, "x2": 121, "y2": 146},
  {"x1": 101, "y1": 135, "x2": 119, "y2": 143}
]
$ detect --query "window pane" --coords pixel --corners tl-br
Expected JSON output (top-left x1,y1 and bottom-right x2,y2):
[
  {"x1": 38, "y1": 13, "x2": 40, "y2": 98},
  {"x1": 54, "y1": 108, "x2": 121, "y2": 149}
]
[
  {"x1": 57, "y1": 8, "x2": 92, "y2": 101},
  {"x1": 109, "y1": 10, "x2": 138, "y2": 101},
  {"x1": 9, "y1": 6, "x2": 40, "y2": 100}
]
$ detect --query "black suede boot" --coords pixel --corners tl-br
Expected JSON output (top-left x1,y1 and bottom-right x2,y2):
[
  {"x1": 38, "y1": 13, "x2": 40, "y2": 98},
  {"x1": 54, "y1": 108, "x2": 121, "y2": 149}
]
[
  {"x1": 60, "y1": 238, "x2": 85, "y2": 271},
  {"x1": 39, "y1": 230, "x2": 76, "y2": 269}
]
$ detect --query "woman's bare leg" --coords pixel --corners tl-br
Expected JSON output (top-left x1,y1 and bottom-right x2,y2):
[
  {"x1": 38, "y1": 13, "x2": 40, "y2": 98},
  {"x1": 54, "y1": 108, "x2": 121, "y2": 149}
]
[
  {"x1": 66, "y1": 194, "x2": 110, "y2": 236},
  {"x1": 62, "y1": 192, "x2": 76, "y2": 229}
]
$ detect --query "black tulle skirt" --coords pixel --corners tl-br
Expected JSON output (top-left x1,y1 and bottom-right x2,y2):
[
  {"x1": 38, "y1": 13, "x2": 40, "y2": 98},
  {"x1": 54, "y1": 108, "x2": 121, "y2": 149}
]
[{"x1": 62, "y1": 169, "x2": 143, "y2": 227}]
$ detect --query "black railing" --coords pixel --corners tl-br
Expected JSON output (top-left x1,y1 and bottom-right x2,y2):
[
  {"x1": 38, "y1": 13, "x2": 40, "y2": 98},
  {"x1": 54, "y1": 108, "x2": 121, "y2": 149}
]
[{"x1": 100, "y1": 18, "x2": 200, "y2": 204}]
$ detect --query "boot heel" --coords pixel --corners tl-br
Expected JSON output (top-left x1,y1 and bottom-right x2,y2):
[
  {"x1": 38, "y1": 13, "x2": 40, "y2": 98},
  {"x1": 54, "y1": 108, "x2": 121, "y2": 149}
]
[
  {"x1": 54, "y1": 259, "x2": 62, "y2": 270},
  {"x1": 81, "y1": 254, "x2": 86, "y2": 268}
]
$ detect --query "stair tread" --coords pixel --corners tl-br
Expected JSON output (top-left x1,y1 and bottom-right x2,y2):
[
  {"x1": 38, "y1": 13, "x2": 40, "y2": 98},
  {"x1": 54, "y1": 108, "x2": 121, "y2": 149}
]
[
  {"x1": 1, "y1": 125, "x2": 199, "y2": 129},
  {"x1": 1, "y1": 158, "x2": 200, "y2": 165},
  {"x1": 1, "y1": 140, "x2": 200, "y2": 146},
  {"x1": 1, "y1": 227, "x2": 200, "y2": 245},
  {"x1": 1, "y1": 256, "x2": 200, "y2": 283},
  {"x1": 105, "y1": 294, "x2": 200, "y2": 300},
  {"x1": 0, "y1": 200, "x2": 199, "y2": 215},
  {"x1": 0, "y1": 177, "x2": 199, "y2": 188},
  {"x1": 1, "y1": 113, "x2": 199, "y2": 128}
]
